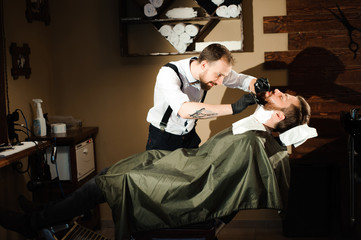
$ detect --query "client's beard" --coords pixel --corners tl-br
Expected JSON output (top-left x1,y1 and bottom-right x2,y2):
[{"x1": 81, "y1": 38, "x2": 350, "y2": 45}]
[
  {"x1": 260, "y1": 92, "x2": 283, "y2": 111},
  {"x1": 256, "y1": 92, "x2": 269, "y2": 106}
]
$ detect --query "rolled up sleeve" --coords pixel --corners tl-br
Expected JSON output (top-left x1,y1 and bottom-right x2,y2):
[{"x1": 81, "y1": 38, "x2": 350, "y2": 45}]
[{"x1": 223, "y1": 70, "x2": 255, "y2": 92}]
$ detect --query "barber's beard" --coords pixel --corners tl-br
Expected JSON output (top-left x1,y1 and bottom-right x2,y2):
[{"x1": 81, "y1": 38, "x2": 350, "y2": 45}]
[
  {"x1": 200, "y1": 81, "x2": 213, "y2": 91},
  {"x1": 199, "y1": 74, "x2": 213, "y2": 91}
]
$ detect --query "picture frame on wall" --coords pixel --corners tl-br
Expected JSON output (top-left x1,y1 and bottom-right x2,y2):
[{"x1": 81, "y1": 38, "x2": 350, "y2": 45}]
[
  {"x1": 10, "y1": 43, "x2": 31, "y2": 80},
  {"x1": 25, "y1": 0, "x2": 50, "y2": 25}
]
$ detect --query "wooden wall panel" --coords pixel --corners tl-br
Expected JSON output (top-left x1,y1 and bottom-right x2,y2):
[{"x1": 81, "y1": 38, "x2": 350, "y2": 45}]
[
  {"x1": 266, "y1": 49, "x2": 361, "y2": 66},
  {"x1": 264, "y1": 14, "x2": 361, "y2": 34},
  {"x1": 286, "y1": 0, "x2": 361, "y2": 16},
  {"x1": 288, "y1": 31, "x2": 361, "y2": 50}
]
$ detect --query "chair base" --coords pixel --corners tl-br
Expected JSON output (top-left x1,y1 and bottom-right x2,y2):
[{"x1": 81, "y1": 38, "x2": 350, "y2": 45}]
[{"x1": 132, "y1": 220, "x2": 225, "y2": 240}]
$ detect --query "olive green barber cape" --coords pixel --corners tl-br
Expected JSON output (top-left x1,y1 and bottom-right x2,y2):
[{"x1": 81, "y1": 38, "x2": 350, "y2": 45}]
[{"x1": 95, "y1": 127, "x2": 290, "y2": 240}]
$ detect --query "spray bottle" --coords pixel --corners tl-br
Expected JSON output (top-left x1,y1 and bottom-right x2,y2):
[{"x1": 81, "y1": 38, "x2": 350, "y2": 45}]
[{"x1": 32, "y1": 99, "x2": 47, "y2": 136}]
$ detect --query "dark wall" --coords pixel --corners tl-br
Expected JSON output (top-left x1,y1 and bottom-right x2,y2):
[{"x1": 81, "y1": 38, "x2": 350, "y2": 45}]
[
  {"x1": 263, "y1": 0, "x2": 361, "y2": 238},
  {"x1": 0, "y1": 0, "x2": 8, "y2": 145}
]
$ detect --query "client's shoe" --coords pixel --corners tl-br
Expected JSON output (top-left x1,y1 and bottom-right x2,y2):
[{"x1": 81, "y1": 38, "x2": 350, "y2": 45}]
[{"x1": 0, "y1": 209, "x2": 37, "y2": 238}]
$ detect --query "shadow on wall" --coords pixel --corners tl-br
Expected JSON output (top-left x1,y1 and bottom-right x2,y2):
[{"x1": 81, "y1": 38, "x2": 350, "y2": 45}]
[
  {"x1": 269, "y1": 47, "x2": 361, "y2": 237},
  {"x1": 282, "y1": 47, "x2": 360, "y2": 165},
  {"x1": 284, "y1": 47, "x2": 361, "y2": 237}
]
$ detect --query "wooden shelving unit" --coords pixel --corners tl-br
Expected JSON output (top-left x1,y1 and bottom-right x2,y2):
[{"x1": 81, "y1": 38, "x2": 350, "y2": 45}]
[{"x1": 119, "y1": 0, "x2": 244, "y2": 56}]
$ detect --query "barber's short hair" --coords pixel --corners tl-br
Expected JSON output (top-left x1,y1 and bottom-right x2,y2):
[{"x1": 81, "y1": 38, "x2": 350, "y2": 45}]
[
  {"x1": 198, "y1": 43, "x2": 234, "y2": 65},
  {"x1": 275, "y1": 96, "x2": 311, "y2": 133}
]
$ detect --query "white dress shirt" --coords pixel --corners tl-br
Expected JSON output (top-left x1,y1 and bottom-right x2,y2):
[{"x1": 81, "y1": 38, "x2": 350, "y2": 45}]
[{"x1": 147, "y1": 57, "x2": 255, "y2": 135}]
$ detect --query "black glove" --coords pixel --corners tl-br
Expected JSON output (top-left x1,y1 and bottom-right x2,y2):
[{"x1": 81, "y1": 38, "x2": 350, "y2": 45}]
[
  {"x1": 254, "y1": 77, "x2": 270, "y2": 94},
  {"x1": 231, "y1": 93, "x2": 256, "y2": 115},
  {"x1": 253, "y1": 77, "x2": 270, "y2": 105}
]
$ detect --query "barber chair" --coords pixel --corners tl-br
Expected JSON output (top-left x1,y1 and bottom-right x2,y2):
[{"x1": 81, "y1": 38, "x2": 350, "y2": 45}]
[
  {"x1": 132, "y1": 219, "x2": 225, "y2": 240},
  {"x1": 341, "y1": 109, "x2": 361, "y2": 228},
  {"x1": 39, "y1": 219, "x2": 110, "y2": 240},
  {"x1": 131, "y1": 213, "x2": 237, "y2": 240}
]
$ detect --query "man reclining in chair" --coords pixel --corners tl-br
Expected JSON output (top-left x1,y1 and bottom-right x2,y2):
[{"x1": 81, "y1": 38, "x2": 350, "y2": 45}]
[{"x1": 0, "y1": 89, "x2": 315, "y2": 240}]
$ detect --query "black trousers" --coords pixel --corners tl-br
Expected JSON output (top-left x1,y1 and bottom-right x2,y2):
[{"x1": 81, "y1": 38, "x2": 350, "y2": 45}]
[
  {"x1": 146, "y1": 124, "x2": 201, "y2": 151},
  {"x1": 29, "y1": 168, "x2": 108, "y2": 230}
]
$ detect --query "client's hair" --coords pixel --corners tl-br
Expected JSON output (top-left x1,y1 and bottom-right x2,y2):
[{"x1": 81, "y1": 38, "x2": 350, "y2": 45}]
[
  {"x1": 274, "y1": 96, "x2": 311, "y2": 133},
  {"x1": 198, "y1": 43, "x2": 234, "y2": 65}
]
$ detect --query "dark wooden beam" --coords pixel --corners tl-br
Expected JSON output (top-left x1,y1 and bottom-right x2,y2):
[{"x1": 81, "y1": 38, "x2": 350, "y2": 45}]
[
  {"x1": 286, "y1": 0, "x2": 361, "y2": 16},
  {"x1": 264, "y1": 13, "x2": 361, "y2": 33},
  {"x1": 288, "y1": 31, "x2": 361, "y2": 51}
]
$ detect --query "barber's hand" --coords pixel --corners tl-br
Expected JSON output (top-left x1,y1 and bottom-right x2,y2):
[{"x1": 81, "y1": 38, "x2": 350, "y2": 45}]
[
  {"x1": 231, "y1": 93, "x2": 256, "y2": 115},
  {"x1": 254, "y1": 77, "x2": 270, "y2": 94}
]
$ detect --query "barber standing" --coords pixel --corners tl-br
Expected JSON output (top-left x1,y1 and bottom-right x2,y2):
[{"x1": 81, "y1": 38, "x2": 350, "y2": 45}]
[{"x1": 146, "y1": 43, "x2": 269, "y2": 151}]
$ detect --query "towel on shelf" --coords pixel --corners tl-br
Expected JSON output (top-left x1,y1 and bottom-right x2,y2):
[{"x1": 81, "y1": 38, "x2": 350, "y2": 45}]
[
  {"x1": 158, "y1": 23, "x2": 199, "y2": 54},
  {"x1": 179, "y1": 32, "x2": 192, "y2": 44},
  {"x1": 165, "y1": 7, "x2": 198, "y2": 19},
  {"x1": 216, "y1": 5, "x2": 229, "y2": 18},
  {"x1": 174, "y1": 41, "x2": 188, "y2": 53},
  {"x1": 159, "y1": 24, "x2": 172, "y2": 37},
  {"x1": 185, "y1": 24, "x2": 199, "y2": 37},
  {"x1": 167, "y1": 31, "x2": 179, "y2": 45},
  {"x1": 228, "y1": 4, "x2": 241, "y2": 18},
  {"x1": 149, "y1": 0, "x2": 163, "y2": 8},
  {"x1": 216, "y1": 4, "x2": 241, "y2": 18},
  {"x1": 195, "y1": 41, "x2": 242, "y2": 51},
  {"x1": 173, "y1": 23, "x2": 186, "y2": 35},
  {"x1": 144, "y1": 3, "x2": 157, "y2": 17},
  {"x1": 212, "y1": 0, "x2": 224, "y2": 6}
]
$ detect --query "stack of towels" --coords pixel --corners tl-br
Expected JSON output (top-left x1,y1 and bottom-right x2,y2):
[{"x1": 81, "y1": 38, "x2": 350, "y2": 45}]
[
  {"x1": 144, "y1": 0, "x2": 164, "y2": 17},
  {"x1": 211, "y1": 0, "x2": 242, "y2": 18},
  {"x1": 215, "y1": 4, "x2": 241, "y2": 18},
  {"x1": 159, "y1": 23, "x2": 200, "y2": 53}
]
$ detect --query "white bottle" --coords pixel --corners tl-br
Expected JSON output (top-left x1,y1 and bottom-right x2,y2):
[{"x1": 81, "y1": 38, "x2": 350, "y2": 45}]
[{"x1": 32, "y1": 99, "x2": 47, "y2": 136}]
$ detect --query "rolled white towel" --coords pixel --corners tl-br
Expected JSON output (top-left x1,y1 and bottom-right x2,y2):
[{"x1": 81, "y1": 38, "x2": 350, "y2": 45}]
[
  {"x1": 149, "y1": 0, "x2": 163, "y2": 8},
  {"x1": 165, "y1": 7, "x2": 197, "y2": 19},
  {"x1": 167, "y1": 31, "x2": 179, "y2": 45},
  {"x1": 144, "y1": 3, "x2": 157, "y2": 17},
  {"x1": 174, "y1": 41, "x2": 188, "y2": 53},
  {"x1": 228, "y1": 4, "x2": 241, "y2": 18},
  {"x1": 195, "y1": 41, "x2": 242, "y2": 51},
  {"x1": 211, "y1": 0, "x2": 224, "y2": 6},
  {"x1": 216, "y1": 5, "x2": 230, "y2": 18},
  {"x1": 185, "y1": 24, "x2": 199, "y2": 37},
  {"x1": 159, "y1": 24, "x2": 172, "y2": 37},
  {"x1": 179, "y1": 32, "x2": 192, "y2": 44},
  {"x1": 173, "y1": 23, "x2": 186, "y2": 35}
]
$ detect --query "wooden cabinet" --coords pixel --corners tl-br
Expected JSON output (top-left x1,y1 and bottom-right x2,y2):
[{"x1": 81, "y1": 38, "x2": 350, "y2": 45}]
[
  {"x1": 28, "y1": 127, "x2": 100, "y2": 229},
  {"x1": 29, "y1": 127, "x2": 98, "y2": 189},
  {"x1": 120, "y1": 0, "x2": 245, "y2": 56}
]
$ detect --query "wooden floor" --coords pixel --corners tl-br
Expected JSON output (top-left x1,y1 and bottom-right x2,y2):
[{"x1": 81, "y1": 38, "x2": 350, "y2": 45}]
[
  {"x1": 96, "y1": 219, "x2": 341, "y2": 240},
  {"x1": 217, "y1": 220, "x2": 330, "y2": 240}
]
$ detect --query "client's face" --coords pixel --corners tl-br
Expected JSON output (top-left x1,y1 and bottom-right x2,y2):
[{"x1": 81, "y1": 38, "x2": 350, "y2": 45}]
[{"x1": 261, "y1": 89, "x2": 299, "y2": 110}]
